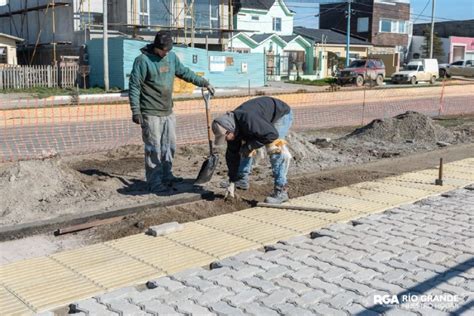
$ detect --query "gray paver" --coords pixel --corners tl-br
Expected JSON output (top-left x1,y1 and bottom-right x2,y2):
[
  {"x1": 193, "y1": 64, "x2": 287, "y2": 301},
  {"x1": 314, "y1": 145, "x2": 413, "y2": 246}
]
[
  {"x1": 69, "y1": 298, "x2": 111, "y2": 315},
  {"x1": 208, "y1": 301, "x2": 246, "y2": 315},
  {"x1": 174, "y1": 299, "x2": 214, "y2": 315},
  {"x1": 274, "y1": 303, "x2": 316, "y2": 316},
  {"x1": 258, "y1": 289, "x2": 298, "y2": 307},
  {"x1": 107, "y1": 299, "x2": 147, "y2": 316},
  {"x1": 224, "y1": 289, "x2": 265, "y2": 307},
  {"x1": 141, "y1": 301, "x2": 179, "y2": 315},
  {"x1": 65, "y1": 188, "x2": 473, "y2": 316},
  {"x1": 241, "y1": 302, "x2": 280, "y2": 316}
]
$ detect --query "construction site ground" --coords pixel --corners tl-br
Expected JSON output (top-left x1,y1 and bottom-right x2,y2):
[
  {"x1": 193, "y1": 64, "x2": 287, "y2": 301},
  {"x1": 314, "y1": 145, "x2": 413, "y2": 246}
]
[{"x1": 1, "y1": 112, "x2": 473, "y2": 266}]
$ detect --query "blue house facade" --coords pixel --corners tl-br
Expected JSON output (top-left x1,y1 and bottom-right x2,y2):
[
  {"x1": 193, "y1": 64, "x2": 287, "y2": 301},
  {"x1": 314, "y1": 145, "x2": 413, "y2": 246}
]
[{"x1": 87, "y1": 38, "x2": 265, "y2": 90}]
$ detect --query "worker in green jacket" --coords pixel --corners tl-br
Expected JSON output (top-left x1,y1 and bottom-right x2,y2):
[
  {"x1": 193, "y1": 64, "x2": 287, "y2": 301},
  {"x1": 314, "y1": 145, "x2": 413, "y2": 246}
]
[{"x1": 129, "y1": 30, "x2": 215, "y2": 193}]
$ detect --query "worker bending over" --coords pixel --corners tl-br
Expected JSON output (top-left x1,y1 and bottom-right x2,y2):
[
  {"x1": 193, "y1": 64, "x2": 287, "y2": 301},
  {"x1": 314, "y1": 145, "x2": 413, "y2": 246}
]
[{"x1": 212, "y1": 96, "x2": 293, "y2": 204}]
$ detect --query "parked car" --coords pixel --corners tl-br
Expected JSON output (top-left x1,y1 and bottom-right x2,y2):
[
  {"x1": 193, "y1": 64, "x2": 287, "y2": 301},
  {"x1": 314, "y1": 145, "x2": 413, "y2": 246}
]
[
  {"x1": 337, "y1": 59, "x2": 386, "y2": 87},
  {"x1": 391, "y1": 59, "x2": 439, "y2": 85},
  {"x1": 439, "y1": 60, "x2": 474, "y2": 77}
]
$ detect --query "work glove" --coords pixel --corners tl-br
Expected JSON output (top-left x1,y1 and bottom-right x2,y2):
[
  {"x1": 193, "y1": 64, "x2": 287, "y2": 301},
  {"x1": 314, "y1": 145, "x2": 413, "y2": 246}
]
[
  {"x1": 132, "y1": 114, "x2": 143, "y2": 125},
  {"x1": 266, "y1": 139, "x2": 287, "y2": 155},
  {"x1": 206, "y1": 84, "x2": 215, "y2": 96},
  {"x1": 224, "y1": 182, "x2": 235, "y2": 200}
]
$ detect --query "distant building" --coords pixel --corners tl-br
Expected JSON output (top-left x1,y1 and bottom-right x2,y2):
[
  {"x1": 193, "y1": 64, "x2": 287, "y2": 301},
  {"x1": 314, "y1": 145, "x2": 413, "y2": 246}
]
[
  {"x1": 294, "y1": 27, "x2": 374, "y2": 78},
  {"x1": 0, "y1": 33, "x2": 23, "y2": 65},
  {"x1": 230, "y1": 0, "x2": 314, "y2": 80},
  {"x1": 319, "y1": 0, "x2": 411, "y2": 58},
  {"x1": 409, "y1": 20, "x2": 474, "y2": 63}
]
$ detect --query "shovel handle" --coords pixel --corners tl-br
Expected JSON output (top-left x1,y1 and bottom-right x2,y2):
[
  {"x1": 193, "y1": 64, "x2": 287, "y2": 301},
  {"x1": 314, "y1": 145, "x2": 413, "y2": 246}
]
[{"x1": 202, "y1": 89, "x2": 213, "y2": 154}]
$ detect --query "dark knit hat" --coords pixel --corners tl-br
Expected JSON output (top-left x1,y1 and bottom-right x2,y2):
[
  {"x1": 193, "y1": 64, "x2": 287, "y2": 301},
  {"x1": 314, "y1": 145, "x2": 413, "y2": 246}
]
[{"x1": 154, "y1": 30, "x2": 173, "y2": 50}]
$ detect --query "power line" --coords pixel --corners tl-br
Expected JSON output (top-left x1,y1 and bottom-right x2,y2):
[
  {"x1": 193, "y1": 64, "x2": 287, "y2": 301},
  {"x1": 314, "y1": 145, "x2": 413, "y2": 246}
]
[{"x1": 412, "y1": 0, "x2": 431, "y2": 24}]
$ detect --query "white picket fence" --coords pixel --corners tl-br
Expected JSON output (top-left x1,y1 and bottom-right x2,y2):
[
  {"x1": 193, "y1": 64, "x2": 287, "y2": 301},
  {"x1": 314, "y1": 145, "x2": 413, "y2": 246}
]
[{"x1": 0, "y1": 64, "x2": 79, "y2": 90}]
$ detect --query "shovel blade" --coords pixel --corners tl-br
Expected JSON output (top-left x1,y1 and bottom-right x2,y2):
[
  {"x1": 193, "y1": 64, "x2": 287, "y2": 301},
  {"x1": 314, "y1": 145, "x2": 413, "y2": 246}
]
[{"x1": 195, "y1": 154, "x2": 219, "y2": 185}]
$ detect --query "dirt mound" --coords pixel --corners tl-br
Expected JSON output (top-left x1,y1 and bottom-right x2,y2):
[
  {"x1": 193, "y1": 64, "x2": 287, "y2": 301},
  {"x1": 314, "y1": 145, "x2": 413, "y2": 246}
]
[
  {"x1": 0, "y1": 159, "x2": 89, "y2": 225},
  {"x1": 347, "y1": 111, "x2": 455, "y2": 144}
]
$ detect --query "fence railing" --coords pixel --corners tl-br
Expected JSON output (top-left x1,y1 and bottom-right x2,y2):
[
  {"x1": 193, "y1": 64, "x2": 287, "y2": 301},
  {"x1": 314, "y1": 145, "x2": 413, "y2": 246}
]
[
  {"x1": 0, "y1": 64, "x2": 79, "y2": 90},
  {"x1": 1, "y1": 84, "x2": 473, "y2": 162}
]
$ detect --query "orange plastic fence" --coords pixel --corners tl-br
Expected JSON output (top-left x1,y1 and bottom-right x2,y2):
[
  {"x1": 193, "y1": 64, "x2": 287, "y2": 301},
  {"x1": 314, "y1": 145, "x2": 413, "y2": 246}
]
[{"x1": 1, "y1": 84, "x2": 473, "y2": 162}]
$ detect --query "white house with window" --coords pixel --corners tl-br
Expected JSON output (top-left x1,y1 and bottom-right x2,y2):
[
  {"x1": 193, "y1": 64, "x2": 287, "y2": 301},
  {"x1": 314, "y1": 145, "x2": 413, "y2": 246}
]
[
  {"x1": 229, "y1": 0, "x2": 314, "y2": 80},
  {"x1": 233, "y1": 0, "x2": 294, "y2": 36},
  {"x1": 0, "y1": 33, "x2": 23, "y2": 65}
]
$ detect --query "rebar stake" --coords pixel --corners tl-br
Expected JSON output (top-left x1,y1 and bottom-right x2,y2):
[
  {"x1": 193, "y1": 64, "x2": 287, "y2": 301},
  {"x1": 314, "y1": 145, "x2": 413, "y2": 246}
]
[{"x1": 435, "y1": 158, "x2": 443, "y2": 186}]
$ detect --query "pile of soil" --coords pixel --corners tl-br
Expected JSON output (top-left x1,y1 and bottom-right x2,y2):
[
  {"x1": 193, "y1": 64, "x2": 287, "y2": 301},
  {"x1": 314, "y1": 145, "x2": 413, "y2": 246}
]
[
  {"x1": 347, "y1": 111, "x2": 455, "y2": 143},
  {"x1": 0, "y1": 112, "x2": 473, "y2": 228},
  {"x1": 0, "y1": 159, "x2": 89, "y2": 224}
]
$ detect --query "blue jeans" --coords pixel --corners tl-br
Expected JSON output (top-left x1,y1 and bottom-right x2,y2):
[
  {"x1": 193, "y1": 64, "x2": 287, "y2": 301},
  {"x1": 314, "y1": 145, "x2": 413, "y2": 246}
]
[
  {"x1": 238, "y1": 110, "x2": 293, "y2": 188},
  {"x1": 141, "y1": 114, "x2": 177, "y2": 191}
]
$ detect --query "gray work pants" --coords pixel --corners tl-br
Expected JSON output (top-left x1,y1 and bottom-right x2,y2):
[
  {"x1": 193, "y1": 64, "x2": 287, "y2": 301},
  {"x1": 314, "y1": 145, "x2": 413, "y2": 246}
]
[{"x1": 141, "y1": 114, "x2": 176, "y2": 191}]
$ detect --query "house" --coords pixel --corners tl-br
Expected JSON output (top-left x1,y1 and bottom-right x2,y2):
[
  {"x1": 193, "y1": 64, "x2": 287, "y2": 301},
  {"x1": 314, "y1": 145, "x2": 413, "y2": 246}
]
[
  {"x1": 0, "y1": 33, "x2": 23, "y2": 65},
  {"x1": 294, "y1": 27, "x2": 373, "y2": 78},
  {"x1": 409, "y1": 20, "x2": 474, "y2": 63},
  {"x1": 0, "y1": 0, "x2": 231, "y2": 64},
  {"x1": 229, "y1": 0, "x2": 314, "y2": 80},
  {"x1": 319, "y1": 0, "x2": 411, "y2": 59},
  {"x1": 233, "y1": 0, "x2": 294, "y2": 36}
]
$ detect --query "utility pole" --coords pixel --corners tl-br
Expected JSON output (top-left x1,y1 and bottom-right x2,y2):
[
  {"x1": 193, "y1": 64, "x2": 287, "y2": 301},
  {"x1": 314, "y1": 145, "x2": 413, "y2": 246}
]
[
  {"x1": 429, "y1": 0, "x2": 435, "y2": 58},
  {"x1": 103, "y1": 0, "x2": 109, "y2": 91},
  {"x1": 345, "y1": 0, "x2": 352, "y2": 67}
]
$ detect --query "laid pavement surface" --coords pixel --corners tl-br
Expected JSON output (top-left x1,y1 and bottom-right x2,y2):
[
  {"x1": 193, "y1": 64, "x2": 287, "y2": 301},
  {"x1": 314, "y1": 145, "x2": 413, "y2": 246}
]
[{"x1": 64, "y1": 186, "x2": 474, "y2": 316}]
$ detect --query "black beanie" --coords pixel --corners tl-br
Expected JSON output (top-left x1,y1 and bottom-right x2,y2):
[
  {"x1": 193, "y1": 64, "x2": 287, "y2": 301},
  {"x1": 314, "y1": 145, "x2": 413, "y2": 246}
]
[{"x1": 154, "y1": 30, "x2": 173, "y2": 50}]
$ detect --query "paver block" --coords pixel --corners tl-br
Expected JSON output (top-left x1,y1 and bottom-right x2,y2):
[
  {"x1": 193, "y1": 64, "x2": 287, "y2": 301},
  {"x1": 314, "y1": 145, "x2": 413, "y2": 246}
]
[{"x1": 146, "y1": 222, "x2": 184, "y2": 237}]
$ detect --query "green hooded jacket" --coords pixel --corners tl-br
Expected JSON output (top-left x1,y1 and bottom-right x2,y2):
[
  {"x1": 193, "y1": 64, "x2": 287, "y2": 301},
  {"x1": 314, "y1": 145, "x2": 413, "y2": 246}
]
[{"x1": 129, "y1": 45, "x2": 208, "y2": 117}]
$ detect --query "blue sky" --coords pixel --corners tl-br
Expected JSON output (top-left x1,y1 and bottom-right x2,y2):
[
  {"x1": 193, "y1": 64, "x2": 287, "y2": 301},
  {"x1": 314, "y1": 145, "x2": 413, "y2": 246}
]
[{"x1": 286, "y1": 0, "x2": 474, "y2": 28}]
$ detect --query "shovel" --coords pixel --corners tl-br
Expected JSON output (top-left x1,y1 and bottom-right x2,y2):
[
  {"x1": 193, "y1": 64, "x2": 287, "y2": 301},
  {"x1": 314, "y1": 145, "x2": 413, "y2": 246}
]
[{"x1": 195, "y1": 89, "x2": 219, "y2": 185}]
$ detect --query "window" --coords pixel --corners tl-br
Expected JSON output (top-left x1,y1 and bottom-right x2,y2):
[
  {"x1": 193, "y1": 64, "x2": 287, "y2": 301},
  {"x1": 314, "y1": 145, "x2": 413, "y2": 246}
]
[
  {"x1": 380, "y1": 19, "x2": 392, "y2": 32},
  {"x1": 139, "y1": 0, "x2": 150, "y2": 26},
  {"x1": 451, "y1": 61, "x2": 463, "y2": 66},
  {"x1": 251, "y1": 16, "x2": 259, "y2": 21},
  {"x1": 0, "y1": 0, "x2": 8, "y2": 6},
  {"x1": 466, "y1": 60, "x2": 473, "y2": 66},
  {"x1": 273, "y1": 17, "x2": 281, "y2": 32},
  {"x1": 379, "y1": 19, "x2": 408, "y2": 34},
  {"x1": 357, "y1": 17, "x2": 369, "y2": 33},
  {"x1": 0, "y1": 47, "x2": 7, "y2": 64}
]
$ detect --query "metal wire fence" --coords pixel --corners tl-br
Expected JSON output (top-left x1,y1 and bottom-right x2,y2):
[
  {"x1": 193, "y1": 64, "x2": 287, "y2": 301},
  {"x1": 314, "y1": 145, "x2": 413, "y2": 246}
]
[{"x1": 1, "y1": 83, "x2": 473, "y2": 162}]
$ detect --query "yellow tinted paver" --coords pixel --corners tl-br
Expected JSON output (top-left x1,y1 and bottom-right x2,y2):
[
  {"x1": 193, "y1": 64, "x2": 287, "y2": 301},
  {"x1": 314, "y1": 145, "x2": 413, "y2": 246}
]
[
  {"x1": 0, "y1": 257, "x2": 101, "y2": 312},
  {"x1": 0, "y1": 286, "x2": 34, "y2": 315},
  {"x1": 105, "y1": 234, "x2": 215, "y2": 274},
  {"x1": 51, "y1": 244, "x2": 161, "y2": 290},
  {"x1": 0, "y1": 157, "x2": 472, "y2": 313},
  {"x1": 196, "y1": 214, "x2": 298, "y2": 245},
  {"x1": 235, "y1": 208, "x2": 331, "y2": 233},
  {"x1": 164, "y1": 223, "x2": 260, "y2": 259}
]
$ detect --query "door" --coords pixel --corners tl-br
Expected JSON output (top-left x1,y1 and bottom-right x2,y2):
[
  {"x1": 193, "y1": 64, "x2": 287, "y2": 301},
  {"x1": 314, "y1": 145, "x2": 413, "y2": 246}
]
[
  {"x1": 449, "y1": 60, "x2": 464, "y2": 76},
  {"x1": 366, "y1": 60, "x2": 377, "y2": 80}
]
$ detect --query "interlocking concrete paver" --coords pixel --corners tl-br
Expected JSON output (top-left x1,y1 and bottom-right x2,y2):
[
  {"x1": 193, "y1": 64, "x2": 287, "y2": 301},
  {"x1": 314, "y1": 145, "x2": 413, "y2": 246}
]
[
  {"x1": 258, "y1": 289, "x2": 298, "y2": 307},
  {"x1": 240, "y1": 302, "x2": 280, "y2": 316},
  {"x1": 107, "y1": 299, "x2": 147, "y2": 316},
  {"x1": 278, "y1": 303, "x2": 319, "y2": 316},
  {"x1": 141, "y1": 301, "x2": 180, "y2": 315},
  {"x1": 194, "y1": 287, "x2": 234, "y2": 306},
  {"x1": 208, "y1": 301, "x2": 245, "y2": 315},
  {"x1": 174, "y1": 299, "x2": 215, "y2": 315},
  {"x1": 67, "y1": 187, "x2": 473, "y2": 315}
]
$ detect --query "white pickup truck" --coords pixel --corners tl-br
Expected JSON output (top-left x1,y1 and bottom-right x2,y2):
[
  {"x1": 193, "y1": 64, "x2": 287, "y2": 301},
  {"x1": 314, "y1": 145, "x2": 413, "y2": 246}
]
[
  {"x1": 439, "y1": 60, "x2": 474, "y2": 78},
  {"x1": 391, "y1": 59, "x2": 439, "y2": 85}
]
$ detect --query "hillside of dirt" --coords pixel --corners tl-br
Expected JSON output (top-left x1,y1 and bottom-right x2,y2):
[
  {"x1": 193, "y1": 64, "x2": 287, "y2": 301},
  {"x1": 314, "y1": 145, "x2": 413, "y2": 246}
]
[{"x1": 0, "y1": 112, "x2": 473, "y2": 228}]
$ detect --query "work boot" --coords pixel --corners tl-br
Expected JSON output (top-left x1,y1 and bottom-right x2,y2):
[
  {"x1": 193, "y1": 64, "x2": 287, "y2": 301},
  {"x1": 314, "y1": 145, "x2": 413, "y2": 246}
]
[
  {"x1": 235, "y1": 179, "x2": 249, "y2": 190},
  {"x1": 264, "y1": 186, "x2": 289, "y2": 204}
]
